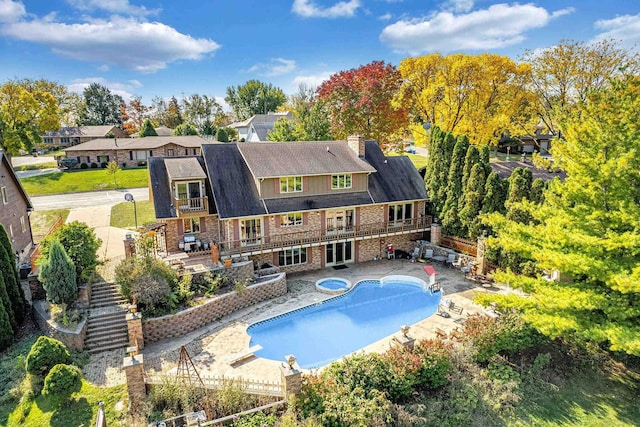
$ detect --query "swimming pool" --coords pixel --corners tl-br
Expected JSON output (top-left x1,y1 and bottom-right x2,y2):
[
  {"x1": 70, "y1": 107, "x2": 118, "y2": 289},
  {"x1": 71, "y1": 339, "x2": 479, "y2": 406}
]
[{"x1": 247, "y1": 275, "x2": 441, "y2": 369}]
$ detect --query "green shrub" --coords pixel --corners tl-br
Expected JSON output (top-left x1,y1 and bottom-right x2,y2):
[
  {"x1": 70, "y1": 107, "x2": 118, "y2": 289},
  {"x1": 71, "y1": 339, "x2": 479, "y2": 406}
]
[
  {"x1": 90, "y1": 162, "x2": 98, "y2": 168},
  {"x1": 80, "y1": 163, "x2": 88, "y2": 169},
  {"x1": 232, "y1": 412, "x2": 277, "y2": 426},
  {"x1": 38, "y1": 240, "x2": 77, "y2": 304},
  {"x1": 41, "y1": 363, "x2": 82, "y2": 397},
  {"x1": 412, "y1": 339, "x2": 453, "y2": 389},
  {"x1": 25, "y1": 336, "x2": 71, "y2": 376}
]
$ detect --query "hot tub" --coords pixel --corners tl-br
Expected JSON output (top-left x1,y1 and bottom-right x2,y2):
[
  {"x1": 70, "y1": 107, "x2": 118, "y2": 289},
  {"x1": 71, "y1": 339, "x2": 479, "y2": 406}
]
[{"x1": 315, "y1": 277, "x2": 352, "y2": 295}]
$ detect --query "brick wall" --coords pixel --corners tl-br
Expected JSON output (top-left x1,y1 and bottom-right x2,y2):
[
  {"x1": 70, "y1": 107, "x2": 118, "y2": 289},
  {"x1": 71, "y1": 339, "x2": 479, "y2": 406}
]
[
  {"x1": 1, "y1": 159, "x2": 33, "y2": 261},
  {"x1": 142, "y1": 272, "x2": 287, "y2": 343},
  {"x1": 32, "y1": 300, "x2": 88, "y2": 351},
  {"x1": 163, "y1": 215, "x2": 220, "y2": 252}
]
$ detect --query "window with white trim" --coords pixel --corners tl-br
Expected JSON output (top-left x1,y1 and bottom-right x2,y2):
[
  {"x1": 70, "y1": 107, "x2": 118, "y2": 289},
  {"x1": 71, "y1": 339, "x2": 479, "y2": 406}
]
[
  {"x1": 280, "y1": 176, "x2": 302, "y2": 193},
  {"x1": 183, "y1": 217, "x2": 200, "y2": 234},
  {"x1": 331, "y1": 174, "x2": 352, "y2": 190},
  {"x1": 60, "y1": 137, "x2": 70, "y2": 144},
  {"x1": 43, "y1": 137, "x2": 53, "y2": 144},
  {"x1": 133, "y1": 150, "x2": 147, "y2": 160},
  {"x1": 97, "y1": 155, "x2": 109, "y2": 163},
  {"x1": 1, "y1": 186, "x2": 7, "y2": 204},
  {"x1": 279, "y1": 247, "x2": 307, "y2": 266},
  {"x1": 20, "y1": 216, "x2": 26, "y2": 232},
  {"x1": 281, "y1": 212, "x2": 303, "y2": 227},
  {"x1": 388, "y1": 203, "x2": 413, "y2": 224}
]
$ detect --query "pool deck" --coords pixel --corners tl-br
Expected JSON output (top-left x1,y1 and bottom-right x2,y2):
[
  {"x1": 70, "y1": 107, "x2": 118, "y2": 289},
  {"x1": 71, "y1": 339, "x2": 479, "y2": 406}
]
[{"x1": 83, "y1": 258, "x2": 512, "y2": 387}]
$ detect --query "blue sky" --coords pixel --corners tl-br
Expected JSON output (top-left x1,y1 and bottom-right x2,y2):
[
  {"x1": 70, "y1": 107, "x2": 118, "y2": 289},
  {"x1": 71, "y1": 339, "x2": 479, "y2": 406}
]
[{"x1": 1, "y1": 0, "x2": 639, "y2": 109}]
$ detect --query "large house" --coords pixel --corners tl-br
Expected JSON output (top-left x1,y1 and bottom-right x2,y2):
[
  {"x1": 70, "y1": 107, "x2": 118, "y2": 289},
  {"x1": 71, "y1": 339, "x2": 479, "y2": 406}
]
[
  {"x1": 42, "y1": 125, "x2": 127, "y2": 147},
  {"x1": 0, "y1": 152, "x2": 34, "y2": 264},
  {"x1": 62, "y1": 135, "x2": 206, "y2": 168},
  {"x1": 148, "y1": 136, "x2": 430, "y2": 273},
  {"x1": 229, "y1": 112, "x2": 294, "y2": 142}
]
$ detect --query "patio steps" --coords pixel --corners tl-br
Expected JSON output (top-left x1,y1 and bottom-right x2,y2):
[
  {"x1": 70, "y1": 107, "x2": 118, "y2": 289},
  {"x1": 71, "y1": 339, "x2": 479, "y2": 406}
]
[{"x1": 85, "y1": 283, "x2": 129, "y2": 353}]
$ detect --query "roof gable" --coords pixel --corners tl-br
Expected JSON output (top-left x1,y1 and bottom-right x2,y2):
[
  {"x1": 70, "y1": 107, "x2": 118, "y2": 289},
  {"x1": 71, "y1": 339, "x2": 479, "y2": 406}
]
[
  {"x1": 63, "y1": 135, "x2": 206, "y2": 151},
  {"x1": 0, "y1": 151, "x2": 33, "y2": 210},
  {"x1": 165, "y1": 158, "x2": 206, "y2": 180}
]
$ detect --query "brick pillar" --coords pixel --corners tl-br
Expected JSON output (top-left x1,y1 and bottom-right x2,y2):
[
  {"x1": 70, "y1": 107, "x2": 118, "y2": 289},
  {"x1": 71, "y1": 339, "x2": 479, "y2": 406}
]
[
  {"x1": 430, "y1": 223, "x2": 442, "y2": 246},
  {"x1": 123, "y1": 354, "x2": 145, "y2": 408},
  {"x1": 476, "y1": 235, "x2": 487, "y2": 275},
  {"x1": 124, "y1": 234, "x2": 136, "y2": 258},
  {"x1": 347, "y1": 135, "x2": 366, "y2": 157},
  {"x1": 280, "y1": 363, "x2": 302, "y2": 396},
  {"x1": 126, "y1": 312, "x2": 144, "y2": 350}
]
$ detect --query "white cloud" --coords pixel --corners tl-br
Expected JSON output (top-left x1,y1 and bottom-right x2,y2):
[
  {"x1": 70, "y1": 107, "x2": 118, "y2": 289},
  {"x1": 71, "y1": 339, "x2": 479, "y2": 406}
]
[
  {"x1": 0, "y1": 0, "x2": 25, "y2": 23},
  {"x1": 379, "y1": 12, "x2": 392, "y2": 21},
  {"x1": 442, "y1": 0, "x2": 474, "y2": 13},
  {"x1": 1, "y1": 15, "x2": 220, "y2": 72},
  {"x1": 292, "y1": 0, "x2": 360, "y2": 18},
  {"x1": 66, "y1": 0, "x2": 159, "y2": 17},
  {"x1": 380, "y1": 4, "x2": 574, "y2": 54},
  {"x1": 248, "y1": 58, "x2": 297, "y2": 76},
  {"x1": 67, "y1": 77, "x2": 141, "y2": 101},
  {"x1": 592, "y1": 13, "x2": 640, "y2": 52},
  {"x1": 292, "y1": 72, "x2": 334, "y2": 89}
]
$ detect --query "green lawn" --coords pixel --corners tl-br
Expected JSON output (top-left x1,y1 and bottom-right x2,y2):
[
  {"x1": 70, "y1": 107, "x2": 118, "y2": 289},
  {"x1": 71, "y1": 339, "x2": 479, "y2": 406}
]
[
  {"x1": 386, "y1": 152, "x2": 428, "y2": 169},
  {"x1": 30, "y1": 209, "x2": 70, "y2": 242},
  {"x1": 110, "y1": 200, "x2": 157, "y2": 228},
  {"x1": 0, "y1": 334, "x2": 128, "y2": 427},
  {"x1": 20, "y1": 168, "x2": 149, "y2": 196}
]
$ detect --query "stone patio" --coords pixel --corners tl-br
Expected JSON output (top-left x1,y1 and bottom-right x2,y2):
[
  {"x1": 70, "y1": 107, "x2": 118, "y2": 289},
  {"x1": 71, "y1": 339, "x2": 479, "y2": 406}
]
[{"x1": 82, "y1": 258, "x2": 510, "y2": 386}]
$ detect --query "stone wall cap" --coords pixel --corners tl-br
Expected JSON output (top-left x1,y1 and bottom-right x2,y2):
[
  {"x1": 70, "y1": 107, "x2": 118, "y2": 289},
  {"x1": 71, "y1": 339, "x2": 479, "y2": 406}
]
[{"x1": 122, "y1": 354, "x2": 144, "y2": 368}]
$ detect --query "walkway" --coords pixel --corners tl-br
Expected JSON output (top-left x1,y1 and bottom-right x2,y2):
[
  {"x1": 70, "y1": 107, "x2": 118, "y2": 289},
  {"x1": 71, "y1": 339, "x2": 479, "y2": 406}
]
[{"x1": 82, "y1": 259, "x2": 512, "y2": 387}]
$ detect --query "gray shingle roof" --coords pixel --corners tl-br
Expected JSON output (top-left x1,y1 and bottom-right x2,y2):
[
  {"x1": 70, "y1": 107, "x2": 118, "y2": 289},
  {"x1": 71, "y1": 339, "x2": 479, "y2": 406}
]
[
  {"x1": 44, "y1": 125, "x2": 118, "y2": 137},
  {"x1": 63, "y1": 135, "x2": 206, "y2": 151},
  {"x1": 237, "y1": 141, "x2": 376, "y2": 178},
  {"x1": 250, "y1": 122, "x2": 275, "y2": 141},
  {"x1": 165, "y1": 158, "x2": 207, "y2": 180},
  {"x1": 263, "y1": 192, "x2": 373, "y2": 214},
  {"x1": 229, "y1": 112, "x2": 293, "y2": 129},
  {"x1": 490, "y1": 161, "x2": 566, "y2": 181},
  {"x1": 365, "y1": 141, "x2": 428, "y2": 203}
]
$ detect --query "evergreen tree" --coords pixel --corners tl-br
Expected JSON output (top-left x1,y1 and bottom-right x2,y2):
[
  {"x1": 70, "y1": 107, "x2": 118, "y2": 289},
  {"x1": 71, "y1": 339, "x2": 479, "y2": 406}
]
[
  {"x1": 0, "y1": 291, "x2": 13, "y2": 351},
  {"x1": 484, "y1": 76, "x2": 640, "y2": 355},
  {"x1": 434, "y1": 132, "x2": 457, "y2": 215},
  {"x1": 459, "y1": 164, "x2": 487, "y2": 238},
  {"x1": 0, "y1": 224, "x2": 26, "y2": 323},
  {"x1": 530, "y1": 178, "x2": 546, "y2": 204},
  {"x1": 441, "y1": 138, "x2": 469, "y2": 235},
  {"x1": 461, "y1": 145, "x2": 480, "y2": 192},
  {"x1": 39, "y1": 241, "x2": 77, "y2": 305},
  {"x1": 139, "y1": 118, "x2": 158, "y2": 137},
  {"x1": 216, "y1": 127, "x2": 228, "y2": 142},
  {"x1": 0, "y1": 273, "x2": 16, "y2": 332},
  {"x1": 481, "y1": 171, "x2": 507, "y2": 215},
  {"x1": 480, "y1": 144, "x2": 492, "y2": 177},
  {"x1": 424, "y1": 126, "x2": 443, "y2": 214},
  {"x1": 173, "y1": 123, "x2": 199, "y2": 136}
]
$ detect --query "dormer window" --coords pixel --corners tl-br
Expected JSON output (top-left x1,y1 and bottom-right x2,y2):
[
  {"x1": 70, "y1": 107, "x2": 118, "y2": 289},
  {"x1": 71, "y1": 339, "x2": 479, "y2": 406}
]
[
  {"x1": 280, "y1": 176, "x2": 302, "y2": 193},
  {"x1": 331, "y1": 174, "x2": 352, "y2": 190}
]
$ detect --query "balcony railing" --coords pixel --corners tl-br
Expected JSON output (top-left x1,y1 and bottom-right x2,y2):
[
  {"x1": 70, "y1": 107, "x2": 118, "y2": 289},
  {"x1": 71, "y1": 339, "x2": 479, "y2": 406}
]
[
  {"x1": 220, "y1": 216, "x2": 431, "y2": 257},
  {"x1": 175, "y1": 196, "x2": 208, "y2": 216}
]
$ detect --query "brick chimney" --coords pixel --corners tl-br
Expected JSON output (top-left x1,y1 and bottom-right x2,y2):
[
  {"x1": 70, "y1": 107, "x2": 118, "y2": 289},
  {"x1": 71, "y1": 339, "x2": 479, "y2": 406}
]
[{"x1": 347, "y1": 135, "x2": 366, "y2": 158}]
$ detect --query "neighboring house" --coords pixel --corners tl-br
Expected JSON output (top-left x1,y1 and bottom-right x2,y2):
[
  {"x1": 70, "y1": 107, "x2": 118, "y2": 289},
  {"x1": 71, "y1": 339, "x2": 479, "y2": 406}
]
[
  {"x1": 42, "y1": 125, "x2": 127, "y2": 147},
  {"x1": 519, "y1": 130, "x2": 554, "y2": 154},
  {"x1": 229, "y1": 112, "x2": 293, "y2": 142},
  {"x1": 62, "y1": 135, "x2": 206, "y2": 168},
  {"x1": 148, "y1": 136, "x2": 431, "y2": 274},
  {"x1": 130, "y1": 126, "x2": 174, "y2": 138},
  {"x1": 0, "y1": 151, "x2": 34, "y2": 264},
  {"x1": 490, "y1": 161, "x2": 566, "y2": 182}
]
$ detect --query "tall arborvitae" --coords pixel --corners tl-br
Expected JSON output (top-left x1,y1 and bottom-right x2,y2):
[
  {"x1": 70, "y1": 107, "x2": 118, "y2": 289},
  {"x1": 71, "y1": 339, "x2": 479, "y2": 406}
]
[
  {"x1": 0, "y1": 282, "x2": 14, "y2": 351},
  {"x1": 425, "y1": 126, "x2": 444, "y2": 215},
  {"x1": 530, "y1": 178, "x2": 547, "y2": 204},
  {"x1": 461, "y1": 145, "x2": 480, "y2": 192},
  {"x1": 506, "y1": 167, "x2": 534, "y2": 223},
  {"x1": 459, "y1": 163, "x2": 487, "y2": 239},
  {"x1": 0, "y1": 225, "x2": 26, "y2": 323},
  {"x1": 481, "y1": 171, "x2": 507, "y2": 215},
  {"x1": 441, "y1": 137, "x2": 469, "y2": 235},
  {"x1": 39, "y1": 241, "x2": 78, "y2": 305},
  {"x1": 0, "y1": 272, "x2": 16, "y2": 332},
  {"x1": 435, "y1": 132, "x2": 457, "y2": 215},
  {"x1": 480, "y1": 144, "x2": 492, "y2": 177}
]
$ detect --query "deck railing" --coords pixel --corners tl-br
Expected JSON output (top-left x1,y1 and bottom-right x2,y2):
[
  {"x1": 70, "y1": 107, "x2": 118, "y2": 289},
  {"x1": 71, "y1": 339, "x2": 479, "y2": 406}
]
[
  {"x1": 220, "y1": 216, "x2": 431, "y2": 257},
  {"x1": 175, "y1": 196, "x2": 208, "y2": 215}
]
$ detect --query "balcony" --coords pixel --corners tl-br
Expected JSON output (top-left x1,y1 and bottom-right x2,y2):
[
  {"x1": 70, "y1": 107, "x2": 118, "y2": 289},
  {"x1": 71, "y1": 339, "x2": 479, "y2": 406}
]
[
  {"x1": 220, "y1": 216, "x2": 431, "y2": 257},
  {"x1": 175, "y1": 196, "x2": 208, "y2": 217}
]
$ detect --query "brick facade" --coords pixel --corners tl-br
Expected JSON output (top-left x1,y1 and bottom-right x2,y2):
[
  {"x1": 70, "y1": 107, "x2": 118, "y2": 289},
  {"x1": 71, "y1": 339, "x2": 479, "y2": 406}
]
[
  {"x1": 64, "y1": 142, "x2": 202, "y2": 169},
  {"x1": 0, "y1": 154, "x2": 33, "y2": 264},
  {"x1": 163, "y1": 215, "x2": 221, "y2": 252},
  {"x1": 142, "y1": 272, "x2": 287, "y2": 343}
]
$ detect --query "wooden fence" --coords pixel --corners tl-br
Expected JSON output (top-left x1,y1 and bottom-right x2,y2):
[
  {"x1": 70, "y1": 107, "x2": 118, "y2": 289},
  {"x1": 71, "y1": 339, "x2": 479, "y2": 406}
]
[
  {"x1": 30, "y1": 215, "x2": 65, "y2": 270},
  {"x1": 145, "y1": 374, "x2": 285, "y2": 398},
  {"x1": 439, "y1": 235, "x2": 478, "y2": 257}
]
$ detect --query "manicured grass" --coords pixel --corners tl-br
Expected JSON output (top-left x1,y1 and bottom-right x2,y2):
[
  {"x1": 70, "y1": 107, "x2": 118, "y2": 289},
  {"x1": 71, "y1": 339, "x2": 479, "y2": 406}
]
[
  {"x1": 30, "y1": 209, "x2": 70, "y2": 242},
  {"x1": 13, "y1": 162, "x2": 59, "y2": 171},
  {"x1": 0, "y1": 334, "x2": 128, "y2": 426},
  {"x1": 386, "y1": 152, "x2": 428, "y2": 169},
  {"x1": 110, "y1": 200, "x2": 157, "y2": 228},
  {"x1": 20, "y1": 168, "x2": 149, "y2": 196}
]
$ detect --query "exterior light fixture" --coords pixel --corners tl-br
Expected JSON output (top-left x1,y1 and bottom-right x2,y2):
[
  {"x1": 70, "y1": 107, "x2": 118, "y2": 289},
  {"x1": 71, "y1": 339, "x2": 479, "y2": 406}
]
[
  {"x1": 285, "y1": 354, "x2": 296, "y2": 370},
  {"x1": 401, "y1": 325, "x2": 410, "y2": 337}
]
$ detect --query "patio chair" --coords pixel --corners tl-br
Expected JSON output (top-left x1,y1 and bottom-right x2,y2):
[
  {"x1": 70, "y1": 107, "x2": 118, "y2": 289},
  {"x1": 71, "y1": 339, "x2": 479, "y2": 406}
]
[
  {"x1": 424, "y1": 249, "x2": 434, "y2": 261},
  {"x1": 461, "y1": 264, "x2": 472, "y2": 278},
  {"x1": 445, "y1": 253, "x2": 456, "y2": 267}
]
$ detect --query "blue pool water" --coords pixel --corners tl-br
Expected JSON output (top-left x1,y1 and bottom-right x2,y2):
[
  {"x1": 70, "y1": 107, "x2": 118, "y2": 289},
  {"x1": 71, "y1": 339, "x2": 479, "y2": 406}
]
[
  {"x1": 317, "y1": 278, "x2": 350, "y2": 291},
  {"x1": 247, "y1": 276, "x2": 441, "y2": 369}
]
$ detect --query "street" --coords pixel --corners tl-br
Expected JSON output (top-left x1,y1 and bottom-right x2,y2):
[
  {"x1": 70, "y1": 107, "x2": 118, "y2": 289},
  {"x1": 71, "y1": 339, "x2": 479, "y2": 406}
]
[{"x1": 30, "y1": 187, "x2": 149, "y2": 210}]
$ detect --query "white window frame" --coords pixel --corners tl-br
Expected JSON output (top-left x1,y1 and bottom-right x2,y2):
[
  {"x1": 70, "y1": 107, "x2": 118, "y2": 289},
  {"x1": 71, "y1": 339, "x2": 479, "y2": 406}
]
[
  {"x1": 281, "y1": 212, "x2": 303, "y2": 227},
  {"x1": 1, "y1": 186, "x2": 7, "y2": 204},
  {"x1": 241, "y1": 217, "x2": 263, "y2": 246},
  {"x1": 134, "y1": 150, "x2": 147, "y2": 161},
  {"x1": 280, "y1": 176, "x2": 303, "y2": 193},
  {"x1": 389, "y1": 203, "x2": 413, "y2": 225},
  {"x1": 279, "y1": 247, "x2": 307, "y2": 266},
  {"x1": 20, "y1": 216, "x2": 26, "y2": 232},
  {"x1": 331, "y1": 174, "x2": 352, "y2": 190},
  {"x1": 183, "y1": 217, "x2": 200, "y2": 234}
]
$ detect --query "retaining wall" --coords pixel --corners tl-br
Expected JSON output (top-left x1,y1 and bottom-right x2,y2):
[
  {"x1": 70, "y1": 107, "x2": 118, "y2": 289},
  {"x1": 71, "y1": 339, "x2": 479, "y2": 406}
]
[
  {"x1": 142, "y1": 272, "x2": 287, "y2": 343},
  {"x1": 32, "y1": 300, "x2": 88, "y2": 351}
]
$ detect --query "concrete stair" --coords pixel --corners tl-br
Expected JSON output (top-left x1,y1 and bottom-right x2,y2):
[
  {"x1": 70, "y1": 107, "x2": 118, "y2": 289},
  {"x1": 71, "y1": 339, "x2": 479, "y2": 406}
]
[{"x1": 85, "y1": 283, "x2": 129, "y2": 353}]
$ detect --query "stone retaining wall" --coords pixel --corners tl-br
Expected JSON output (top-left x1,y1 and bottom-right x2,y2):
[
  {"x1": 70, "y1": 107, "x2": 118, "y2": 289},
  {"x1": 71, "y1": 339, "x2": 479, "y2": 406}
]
[
  {"x1": 32, "y1": 300, "x2": 88, "y2": 351},
  {"x1": 142, "y1": 272, "x2": 287, "y2": 343}
]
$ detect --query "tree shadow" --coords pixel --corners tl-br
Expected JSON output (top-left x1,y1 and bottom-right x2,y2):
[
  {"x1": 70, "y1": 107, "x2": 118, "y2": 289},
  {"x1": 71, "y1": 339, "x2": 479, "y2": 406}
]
[{"x1": 49, "y1": 396, "x2": 92, "y2": 427}]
